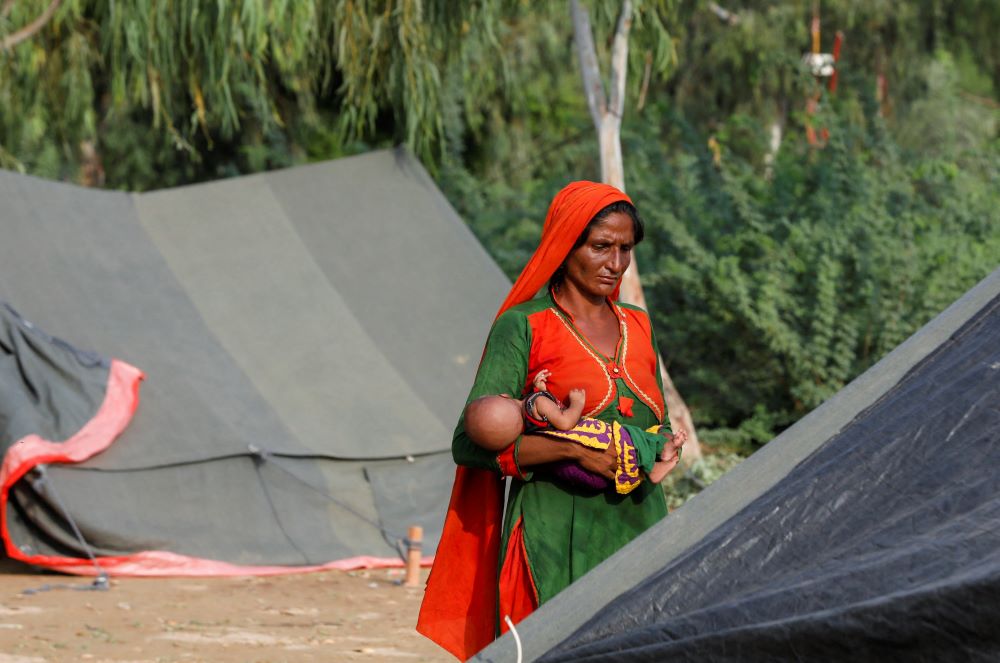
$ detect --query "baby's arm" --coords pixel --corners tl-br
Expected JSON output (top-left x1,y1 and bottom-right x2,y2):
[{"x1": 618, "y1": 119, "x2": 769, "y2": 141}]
[
  {"x1": 532, "y1": 369, "x2": 551, "y2": 392},
  {"x1": 534, "y1": 388, "x2": 586, "y2": 430}
]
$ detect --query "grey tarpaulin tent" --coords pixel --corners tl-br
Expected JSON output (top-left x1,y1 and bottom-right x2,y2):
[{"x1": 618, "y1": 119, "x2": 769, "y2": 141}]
[
  {"x1": 0, "y1": 148, "x2": 508, "y2": 575},
  {"x1": 477, "y1": 267, "x2": 1000, "y2": 662}
]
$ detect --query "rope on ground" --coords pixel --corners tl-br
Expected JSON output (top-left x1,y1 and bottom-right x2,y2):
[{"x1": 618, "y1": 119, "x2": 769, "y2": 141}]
[
  {"x1": 250, "y1": 451, "x2": 313, "y2": 565},
  {"x1": 21, "y1": 464, "x2": 109, "y2": 595},
  {"x1": 247, "y1": 445, "x2": 411, "y2": 563}
]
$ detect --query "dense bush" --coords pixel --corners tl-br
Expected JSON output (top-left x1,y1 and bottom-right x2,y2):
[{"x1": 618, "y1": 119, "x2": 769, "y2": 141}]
[{"x1": 635, "y1": 55, "x2": 999, "y2": 451}]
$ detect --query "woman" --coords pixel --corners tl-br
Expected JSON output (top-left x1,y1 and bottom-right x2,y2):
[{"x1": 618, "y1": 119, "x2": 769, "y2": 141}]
[{"x1": 417, "y1": 181, "x2": 682, "y2": 660}]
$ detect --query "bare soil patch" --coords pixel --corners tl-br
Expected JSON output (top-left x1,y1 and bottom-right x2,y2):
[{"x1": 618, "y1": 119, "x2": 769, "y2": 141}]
[{"x1": 0, "y1": 562, "x2": 449, "y2": 662}]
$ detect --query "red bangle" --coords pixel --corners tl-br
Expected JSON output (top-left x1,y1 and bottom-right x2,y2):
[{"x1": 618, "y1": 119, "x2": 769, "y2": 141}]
[{"x1": 496, "y1": 437, "x2": 528, "y2": 480}]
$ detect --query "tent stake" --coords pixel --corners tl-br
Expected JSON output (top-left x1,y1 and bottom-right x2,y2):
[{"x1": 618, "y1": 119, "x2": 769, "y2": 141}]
[{"x1": 404, "y1": 526, "x2": 423, "y2": 587}]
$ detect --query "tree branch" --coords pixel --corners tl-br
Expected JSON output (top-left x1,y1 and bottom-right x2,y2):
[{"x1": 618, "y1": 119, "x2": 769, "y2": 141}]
[
  {"x1": 764, "y1": 100, "x2": 787, "y2": 180},
  {"x1": 960, "y1": 91, "x2": 1000, "y2": 109},
  {"x1": 636, "y1": 50, "x2": 652, "y2": 111},
  {"x1": 708, "y1": 1, "x2": 740, "y2": 25},
  {"x1": 608, "y1": 0, "x2": 632, "y2": 121},
  {"x1": 571, "y1": 0, "x2": 607, "y2": 130},
  {"x1": 1, "y1": 0, "x2": 15, "y2": 20},
  {"x1": 1, "y1": 0, "x2": 61, "y2": 51}
]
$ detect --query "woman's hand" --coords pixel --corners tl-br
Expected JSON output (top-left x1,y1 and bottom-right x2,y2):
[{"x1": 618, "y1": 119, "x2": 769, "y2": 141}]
[
  {"x1": 512, "y1": 434, "x2": 617, "y2": 480},
  {"x1": 574, "y1": 442, "x2": 618, "y2": 480}
]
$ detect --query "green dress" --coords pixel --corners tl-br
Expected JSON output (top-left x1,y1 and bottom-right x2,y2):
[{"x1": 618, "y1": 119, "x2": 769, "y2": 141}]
[{"x1": 453, "y1": 293, "x2": 669, "y2": 604}]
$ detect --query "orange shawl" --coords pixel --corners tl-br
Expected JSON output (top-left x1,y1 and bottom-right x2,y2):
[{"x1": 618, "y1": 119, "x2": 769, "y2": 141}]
[{"x1": 416, "y1": 182, "x2": 632, "y2": 660}]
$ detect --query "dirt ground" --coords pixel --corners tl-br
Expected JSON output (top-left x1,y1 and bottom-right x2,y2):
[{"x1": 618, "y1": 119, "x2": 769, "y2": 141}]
[{"x1": 0, "y1": 562, "x2": 450, "y2": 662}]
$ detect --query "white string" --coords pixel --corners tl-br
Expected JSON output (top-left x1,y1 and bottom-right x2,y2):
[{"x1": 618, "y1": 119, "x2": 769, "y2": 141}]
[{"x1": 504, "y1": 615, "x2": 523, "y2": 663}]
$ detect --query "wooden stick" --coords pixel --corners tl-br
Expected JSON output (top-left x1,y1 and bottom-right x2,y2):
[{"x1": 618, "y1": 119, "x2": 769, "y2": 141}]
[{"x1": 404, "y1": 526, "x2": 423, "y2": 588}]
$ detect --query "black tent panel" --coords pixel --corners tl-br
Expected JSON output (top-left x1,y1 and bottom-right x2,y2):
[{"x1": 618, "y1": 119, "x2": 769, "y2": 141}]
[{"x1": 543, "y1": 292, "x2": 1000, "y2": 662}]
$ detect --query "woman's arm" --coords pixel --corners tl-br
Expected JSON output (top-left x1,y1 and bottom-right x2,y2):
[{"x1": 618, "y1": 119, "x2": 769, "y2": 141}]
[
  {"x1": 646, "y1": 310, "x2": 688, "y2": 481},
  {"x1": 649, "y1": 319, "x2": 671, "y2": 434},
  {"x1": 452, "y1": 311, "x2": 617, "y2": 479},
  {"x1": 517, "y1": 433, "x2": 617, "y2": 480},
  {"x1": 452, "y1": 311, "x2": 531, "y2": 472}
]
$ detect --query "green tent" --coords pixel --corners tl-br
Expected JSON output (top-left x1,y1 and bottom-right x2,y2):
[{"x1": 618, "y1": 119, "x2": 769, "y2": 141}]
[{"x1": 0, "y1": 148, "x2": 508, "y2": 575}]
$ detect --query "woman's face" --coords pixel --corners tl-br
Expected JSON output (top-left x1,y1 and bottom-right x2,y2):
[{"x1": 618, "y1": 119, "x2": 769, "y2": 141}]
[{"x1": 563, "y1": 211, "x2": 635, "y2": 300}]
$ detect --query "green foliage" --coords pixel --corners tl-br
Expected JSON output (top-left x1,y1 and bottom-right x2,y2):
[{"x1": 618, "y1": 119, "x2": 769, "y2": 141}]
[
  {"x1": 0, "y1": 0, "x2": 517, "y2": 183},
  {"x1": 896, "y1": 51, "x2": 997, "y2": 159},
  {"x1": 1, "y1": 0, "x2": 679, "y2": 187},
  {"x1": 668, "y1": 0, "x2": 811, "y2": 124},
  {"x1": 2, "y1": 0, "x2": 340, "y2": 182},
  {"x1": 632, "y1": 90, "x2": 999, "y2": 453},
  {"x1": 662, "y1": 450, "x2": 745, "y2": 511},
  {"x1": 1, "y1": 1, "x2": 98, "y2": 177}
]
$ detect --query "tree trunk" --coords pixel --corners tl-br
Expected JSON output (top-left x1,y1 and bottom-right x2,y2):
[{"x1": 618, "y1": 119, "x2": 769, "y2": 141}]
[
  {"x1": 78, "y1": 140, "x2": 105, "y2": 187},
  {"x1": 572, "y1": 0, "x2": 702, "y2": 462},
  {"x1": 763, "y1": 102, "x2": 786, "y2": 180}
]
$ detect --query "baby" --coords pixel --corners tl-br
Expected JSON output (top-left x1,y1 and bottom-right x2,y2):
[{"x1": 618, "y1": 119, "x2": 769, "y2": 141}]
[{"x1": 464, "y1": 370, "x2": 683, "y2": 493}]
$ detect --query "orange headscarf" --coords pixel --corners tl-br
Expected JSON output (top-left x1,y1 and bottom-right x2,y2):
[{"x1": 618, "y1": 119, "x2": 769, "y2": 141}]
[
  {"x1": 417, "y1": 181, "x2": 632, "y2": 661},
  {"x1": 495, "y1": 181, "x2": 633, "y2": 319}
]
